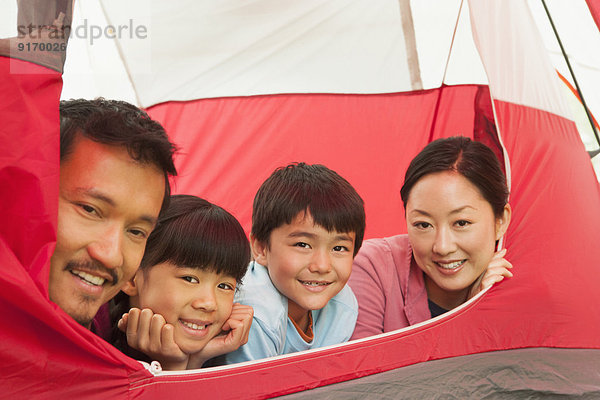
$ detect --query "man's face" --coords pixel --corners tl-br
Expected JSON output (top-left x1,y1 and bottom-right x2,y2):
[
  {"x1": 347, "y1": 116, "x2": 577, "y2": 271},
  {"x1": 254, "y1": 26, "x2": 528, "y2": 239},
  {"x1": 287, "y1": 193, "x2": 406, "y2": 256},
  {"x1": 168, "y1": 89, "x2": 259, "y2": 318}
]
[{"x1": 49, "y1": 137, "x2": 165, "y2": 328}]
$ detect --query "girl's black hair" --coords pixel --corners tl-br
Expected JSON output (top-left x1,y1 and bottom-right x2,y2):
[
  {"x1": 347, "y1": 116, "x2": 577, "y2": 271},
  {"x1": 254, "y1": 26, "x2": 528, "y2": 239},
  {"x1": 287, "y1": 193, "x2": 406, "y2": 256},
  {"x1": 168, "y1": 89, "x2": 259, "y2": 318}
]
[
  {"x1": 139, "y1": 194, "x2": 250, "y2": 282},
  {"x1": 110, "y1": 195, "x2": 250, "y2": 358}
]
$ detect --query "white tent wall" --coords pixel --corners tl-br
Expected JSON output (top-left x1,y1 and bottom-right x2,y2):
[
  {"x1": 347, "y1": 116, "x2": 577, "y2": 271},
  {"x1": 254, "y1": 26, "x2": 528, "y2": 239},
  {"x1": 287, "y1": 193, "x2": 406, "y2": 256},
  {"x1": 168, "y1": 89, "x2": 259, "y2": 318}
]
[
  {"x1": 60, "y1": 0, "x2": 137, "y2": 103},
  {"x1": 528, "y1": 0, "x2": 600, "y2": 175},
  {"x1": 62, "y1": 0, "x2": 487, "y2": 102},
  {"x1": 60, "y1": 0, "x2": 600, "y2": 179},
  {"x1": 529, "y1": 1, "x2": 600, "y2": 147}
]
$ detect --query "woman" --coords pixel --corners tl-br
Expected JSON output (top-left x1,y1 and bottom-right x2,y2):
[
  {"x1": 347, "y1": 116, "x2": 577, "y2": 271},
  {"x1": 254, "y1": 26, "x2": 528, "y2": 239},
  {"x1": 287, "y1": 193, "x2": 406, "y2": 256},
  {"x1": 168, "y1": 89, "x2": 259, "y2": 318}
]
[{"x1": 349, "y1": 136, "x2": 512, "y2": 340}]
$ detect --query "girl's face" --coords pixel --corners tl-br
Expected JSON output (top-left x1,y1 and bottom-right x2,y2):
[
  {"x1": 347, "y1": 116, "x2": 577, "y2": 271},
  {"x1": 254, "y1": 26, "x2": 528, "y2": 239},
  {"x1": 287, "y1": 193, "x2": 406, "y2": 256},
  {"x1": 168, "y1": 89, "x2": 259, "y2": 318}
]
[
  {"x1": 406, "y1": 171, "x2": 510, "y2": 309},
  {"x1": 131, "y1": 262, "x2": 236, "y2": 355}
]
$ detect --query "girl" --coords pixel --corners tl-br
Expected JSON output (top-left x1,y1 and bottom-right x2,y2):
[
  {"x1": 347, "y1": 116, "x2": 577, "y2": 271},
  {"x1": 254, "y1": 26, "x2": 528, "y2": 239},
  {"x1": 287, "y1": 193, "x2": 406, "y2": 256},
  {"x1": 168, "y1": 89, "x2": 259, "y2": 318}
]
[
  {"x1": 349, "y1": 136, "x2": 512, "y2": 339},
  {"x1": 111, "y1": 195, "x2": 253, "y2": 370}
]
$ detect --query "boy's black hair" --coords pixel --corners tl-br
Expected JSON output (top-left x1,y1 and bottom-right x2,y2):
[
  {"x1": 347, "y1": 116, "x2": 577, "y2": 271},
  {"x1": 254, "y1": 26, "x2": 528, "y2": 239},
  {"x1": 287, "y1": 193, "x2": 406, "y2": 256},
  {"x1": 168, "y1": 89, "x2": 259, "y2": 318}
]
[
  {"x1": 251, "y1": 162, "x2": 365, "y2": 256},
  {"x1": 110, "y1": 195, "x2": 250, "y2": 358},
  {"x1": 60, "y1": 98, "x2": 178, "y2": 213}
]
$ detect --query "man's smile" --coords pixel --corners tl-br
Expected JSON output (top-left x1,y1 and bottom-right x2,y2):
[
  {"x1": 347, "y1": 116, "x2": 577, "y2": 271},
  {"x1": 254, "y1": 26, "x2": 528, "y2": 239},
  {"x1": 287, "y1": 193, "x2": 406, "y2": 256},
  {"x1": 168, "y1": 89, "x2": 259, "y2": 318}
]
[
  {"x1": 70, "y1": 270, "x2": 106, "y2": 286},
  {"x1": 65, "y1": 260, "x2": 118, "y2": 287}
]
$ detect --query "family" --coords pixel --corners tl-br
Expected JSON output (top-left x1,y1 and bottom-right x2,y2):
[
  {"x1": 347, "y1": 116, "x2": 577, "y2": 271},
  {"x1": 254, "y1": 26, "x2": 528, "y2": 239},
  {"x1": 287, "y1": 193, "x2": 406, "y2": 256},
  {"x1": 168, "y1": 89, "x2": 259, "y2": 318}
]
[{"x1": 50, "y1": 98, "x2": 512, "y2": 370}]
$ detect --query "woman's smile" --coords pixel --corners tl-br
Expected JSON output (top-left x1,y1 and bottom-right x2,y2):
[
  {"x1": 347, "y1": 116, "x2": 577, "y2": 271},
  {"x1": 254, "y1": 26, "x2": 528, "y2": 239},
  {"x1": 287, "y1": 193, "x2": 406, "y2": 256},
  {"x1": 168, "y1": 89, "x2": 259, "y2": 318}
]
[{"x1": 406, "y1": 171, "x2": 504, "y2": 309}]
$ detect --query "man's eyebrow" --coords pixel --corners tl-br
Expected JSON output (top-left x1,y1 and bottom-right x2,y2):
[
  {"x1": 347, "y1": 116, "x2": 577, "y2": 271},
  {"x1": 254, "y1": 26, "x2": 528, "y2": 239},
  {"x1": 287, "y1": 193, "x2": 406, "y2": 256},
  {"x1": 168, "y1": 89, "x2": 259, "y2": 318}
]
[
  {"x1": 75, "y1": 187, "x2": 158, "y2": 225},
  {"x1": 139, "y1": 214, "x2": 159, "y2": 226},
  {"x1": 75, "y1": 187, "x2": 115, "y2": 206}
]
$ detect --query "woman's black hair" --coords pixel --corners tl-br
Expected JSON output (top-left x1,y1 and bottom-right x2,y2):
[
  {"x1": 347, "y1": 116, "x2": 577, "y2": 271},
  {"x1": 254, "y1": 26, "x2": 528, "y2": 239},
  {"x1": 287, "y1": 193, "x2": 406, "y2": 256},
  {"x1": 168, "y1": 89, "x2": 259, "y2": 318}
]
[{"x1": 400, "y1": 136, "x2": 509, "y2": 217}]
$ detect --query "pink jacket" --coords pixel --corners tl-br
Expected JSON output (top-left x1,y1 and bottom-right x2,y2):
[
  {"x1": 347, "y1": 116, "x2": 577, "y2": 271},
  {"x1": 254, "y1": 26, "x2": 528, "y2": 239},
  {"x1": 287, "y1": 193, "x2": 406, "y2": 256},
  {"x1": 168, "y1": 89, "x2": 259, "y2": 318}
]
[{"x1": 348, "y1": 234, "x2": 431, "y2": 340}]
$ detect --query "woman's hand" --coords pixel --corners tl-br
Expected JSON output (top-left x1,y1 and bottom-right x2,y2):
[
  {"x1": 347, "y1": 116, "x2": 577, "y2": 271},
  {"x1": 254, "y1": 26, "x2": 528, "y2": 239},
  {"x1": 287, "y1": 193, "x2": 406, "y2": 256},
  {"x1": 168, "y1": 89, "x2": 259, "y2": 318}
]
[
  {"x1": 187, "y1": 303, "x2": 254, "y2": 369},
  {"x1": 468, "y1": 249, "x2": 513, "y2": 299},
  {"x1": 119, "y1": 308, "x2": 189, "y2": 371}
]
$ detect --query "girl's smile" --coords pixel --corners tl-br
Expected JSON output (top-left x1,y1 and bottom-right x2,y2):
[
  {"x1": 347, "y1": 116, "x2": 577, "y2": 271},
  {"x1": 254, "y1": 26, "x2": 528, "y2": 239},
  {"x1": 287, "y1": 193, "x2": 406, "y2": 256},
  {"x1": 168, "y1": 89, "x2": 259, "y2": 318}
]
[{"x1": 128, "y1": 262, "x2": 236, "y2": 354}]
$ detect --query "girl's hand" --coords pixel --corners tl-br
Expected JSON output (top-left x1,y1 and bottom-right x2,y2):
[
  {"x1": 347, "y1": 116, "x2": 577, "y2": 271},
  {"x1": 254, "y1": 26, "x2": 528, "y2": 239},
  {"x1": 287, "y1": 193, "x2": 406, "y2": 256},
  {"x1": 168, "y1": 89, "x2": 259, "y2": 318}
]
[
  {"x1": 187, "y1": 303, "x2": 254, "y2": 369},
  {"x1": 119, "y1": 308, "x2": 189, "y2": 370},
  {"x1": 468, "y1": 249, "x2": 513, "y2": 299}
]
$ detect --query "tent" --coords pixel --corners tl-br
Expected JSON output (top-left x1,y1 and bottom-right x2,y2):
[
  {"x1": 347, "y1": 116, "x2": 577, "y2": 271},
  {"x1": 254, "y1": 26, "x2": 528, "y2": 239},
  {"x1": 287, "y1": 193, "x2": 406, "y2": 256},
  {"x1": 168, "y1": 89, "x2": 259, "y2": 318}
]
[{"x1": 1, "y1": 0, "x2": 600, "y2": 398}]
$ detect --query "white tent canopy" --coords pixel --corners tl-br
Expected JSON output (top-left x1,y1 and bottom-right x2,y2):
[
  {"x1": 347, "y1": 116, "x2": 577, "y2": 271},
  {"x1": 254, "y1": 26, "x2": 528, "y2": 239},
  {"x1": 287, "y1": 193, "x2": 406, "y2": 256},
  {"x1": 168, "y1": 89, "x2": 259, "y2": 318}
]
[{"x1": 59, "y1": 0, "x2": 600, "y2": 177}]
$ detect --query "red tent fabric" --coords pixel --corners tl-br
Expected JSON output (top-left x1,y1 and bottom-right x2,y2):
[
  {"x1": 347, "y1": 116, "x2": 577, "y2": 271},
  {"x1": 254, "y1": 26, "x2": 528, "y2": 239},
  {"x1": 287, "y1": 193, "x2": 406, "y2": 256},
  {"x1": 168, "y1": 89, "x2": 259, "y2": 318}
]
[
  {"x1": 587, "y1": 0, "x2": 600, "y2": 30},
  {"x1": 2, "y1": 1, "x2": 600, "y2": 398}
]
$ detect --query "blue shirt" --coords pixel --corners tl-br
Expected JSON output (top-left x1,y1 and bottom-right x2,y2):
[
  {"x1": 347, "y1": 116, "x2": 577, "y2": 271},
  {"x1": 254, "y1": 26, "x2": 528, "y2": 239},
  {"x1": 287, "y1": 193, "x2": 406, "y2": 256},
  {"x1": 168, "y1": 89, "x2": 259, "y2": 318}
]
[{"x1": 214, "y1": 261, "x2": 358, "y2": 364}]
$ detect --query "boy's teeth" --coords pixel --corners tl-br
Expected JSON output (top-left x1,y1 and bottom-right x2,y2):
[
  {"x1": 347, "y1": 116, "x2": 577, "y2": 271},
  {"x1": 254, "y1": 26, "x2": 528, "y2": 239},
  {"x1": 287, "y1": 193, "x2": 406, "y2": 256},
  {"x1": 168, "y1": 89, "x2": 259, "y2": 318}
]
[
  {"x1": 437, "y1": 260, "x2": 465, "y2": 270},
  {"x1": 182, "y1": 321, "x2": 207, "y2": 330},
  {"x1": 71, "y1": 270, "x2": 105, "y2": 286}
]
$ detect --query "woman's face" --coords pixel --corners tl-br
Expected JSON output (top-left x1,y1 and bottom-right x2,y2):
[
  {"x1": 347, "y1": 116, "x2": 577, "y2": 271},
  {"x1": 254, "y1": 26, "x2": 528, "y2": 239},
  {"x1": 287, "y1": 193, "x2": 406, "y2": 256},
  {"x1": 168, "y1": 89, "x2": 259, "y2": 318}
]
[{"x1": 406, "y1": 171, "x2": 510, "y2": 309}]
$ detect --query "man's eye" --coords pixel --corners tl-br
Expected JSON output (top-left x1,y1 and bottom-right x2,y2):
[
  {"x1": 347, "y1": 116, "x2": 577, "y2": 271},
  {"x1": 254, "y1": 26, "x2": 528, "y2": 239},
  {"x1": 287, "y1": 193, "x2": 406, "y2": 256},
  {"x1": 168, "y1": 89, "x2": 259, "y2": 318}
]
[
  {"x1": 218, "y1": 282, "x2": 235, "y2": 291},
  {"x1": 456, "y1": 220, "x2": 471, "y2": 227},
  {"x1": 182, "y1": 276, "x2": 199, "y2": 284},
  {"x1": 128, "y1": 229, "x2": 148, "y2": 239},
  {"x1": 294, "y1": 242, "x2": 311, "y2": 249},
  {"x1": 79, "y1": 204, "x2": 97, "y2": 215}
]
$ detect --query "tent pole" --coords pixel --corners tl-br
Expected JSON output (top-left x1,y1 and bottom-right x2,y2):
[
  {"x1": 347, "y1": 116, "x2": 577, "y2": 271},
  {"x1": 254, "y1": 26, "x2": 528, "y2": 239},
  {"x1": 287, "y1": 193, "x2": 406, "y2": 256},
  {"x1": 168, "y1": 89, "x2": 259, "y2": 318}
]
[
  {"x1": 398, "y1": 0, "x2": 423, "y2": 91},
  {"x1": 540, "y1": 0, "x2": 600, "y2": 155}
]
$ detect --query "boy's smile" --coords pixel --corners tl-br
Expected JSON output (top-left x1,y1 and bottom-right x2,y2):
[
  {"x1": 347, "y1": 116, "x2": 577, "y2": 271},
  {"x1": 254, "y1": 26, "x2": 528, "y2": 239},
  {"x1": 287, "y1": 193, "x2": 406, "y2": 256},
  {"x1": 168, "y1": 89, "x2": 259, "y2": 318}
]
[{"x1": 252, "y1": 211, "x2": 355, "y2": 327}]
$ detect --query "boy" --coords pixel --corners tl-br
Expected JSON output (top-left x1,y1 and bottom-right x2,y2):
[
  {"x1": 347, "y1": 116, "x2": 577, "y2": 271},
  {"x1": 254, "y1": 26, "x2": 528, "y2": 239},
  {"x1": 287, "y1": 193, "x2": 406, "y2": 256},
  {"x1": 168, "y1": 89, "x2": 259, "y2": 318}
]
[{"x1": 214, "y1": 162, "x2": 365, "y2": 364}]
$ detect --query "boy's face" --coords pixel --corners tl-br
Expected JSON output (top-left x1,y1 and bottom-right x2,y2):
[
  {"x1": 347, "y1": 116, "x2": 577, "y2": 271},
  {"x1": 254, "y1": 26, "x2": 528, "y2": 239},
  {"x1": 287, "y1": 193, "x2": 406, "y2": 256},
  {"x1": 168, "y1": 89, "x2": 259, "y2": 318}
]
[
  {"x1": 128, "y1": 262, "x2": 236, "y2": 355},
  {"x1": 49, "y1": 137, "x2": 165, "y2": 328},
  {"x1": 252, "y1": 212, "x2": 355, "y2": 323}
]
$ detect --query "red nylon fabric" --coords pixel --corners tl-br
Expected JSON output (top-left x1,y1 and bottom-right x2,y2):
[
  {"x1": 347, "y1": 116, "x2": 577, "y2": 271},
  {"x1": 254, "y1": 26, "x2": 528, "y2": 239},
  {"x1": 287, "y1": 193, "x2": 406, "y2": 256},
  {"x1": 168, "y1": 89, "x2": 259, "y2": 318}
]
[
  {"x1": 494, "y1": 100, "x2": 600, "y2": 347},
  {"x1": 586, "y1": 0, "x2": 600, "y2": 31},
  {"x1": 123, "y1": 100, "x2": 600, "y2": 399},
  {"x1": 147, "y1": 86, "x2": 480, "y2": 239},
  {"x1": 2, "y1": 61, "x2": 600, "y2": 399},
  {"x1": 0, "y1": 57, "x2": 149, "y2": 399}
]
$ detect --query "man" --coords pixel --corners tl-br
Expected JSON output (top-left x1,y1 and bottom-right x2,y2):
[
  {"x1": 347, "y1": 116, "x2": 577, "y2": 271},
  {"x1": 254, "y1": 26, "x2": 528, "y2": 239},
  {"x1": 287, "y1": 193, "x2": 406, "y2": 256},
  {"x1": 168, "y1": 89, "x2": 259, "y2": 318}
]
[{"x1": 49, "y1": 98, "x2": 177, "y2": 329}]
